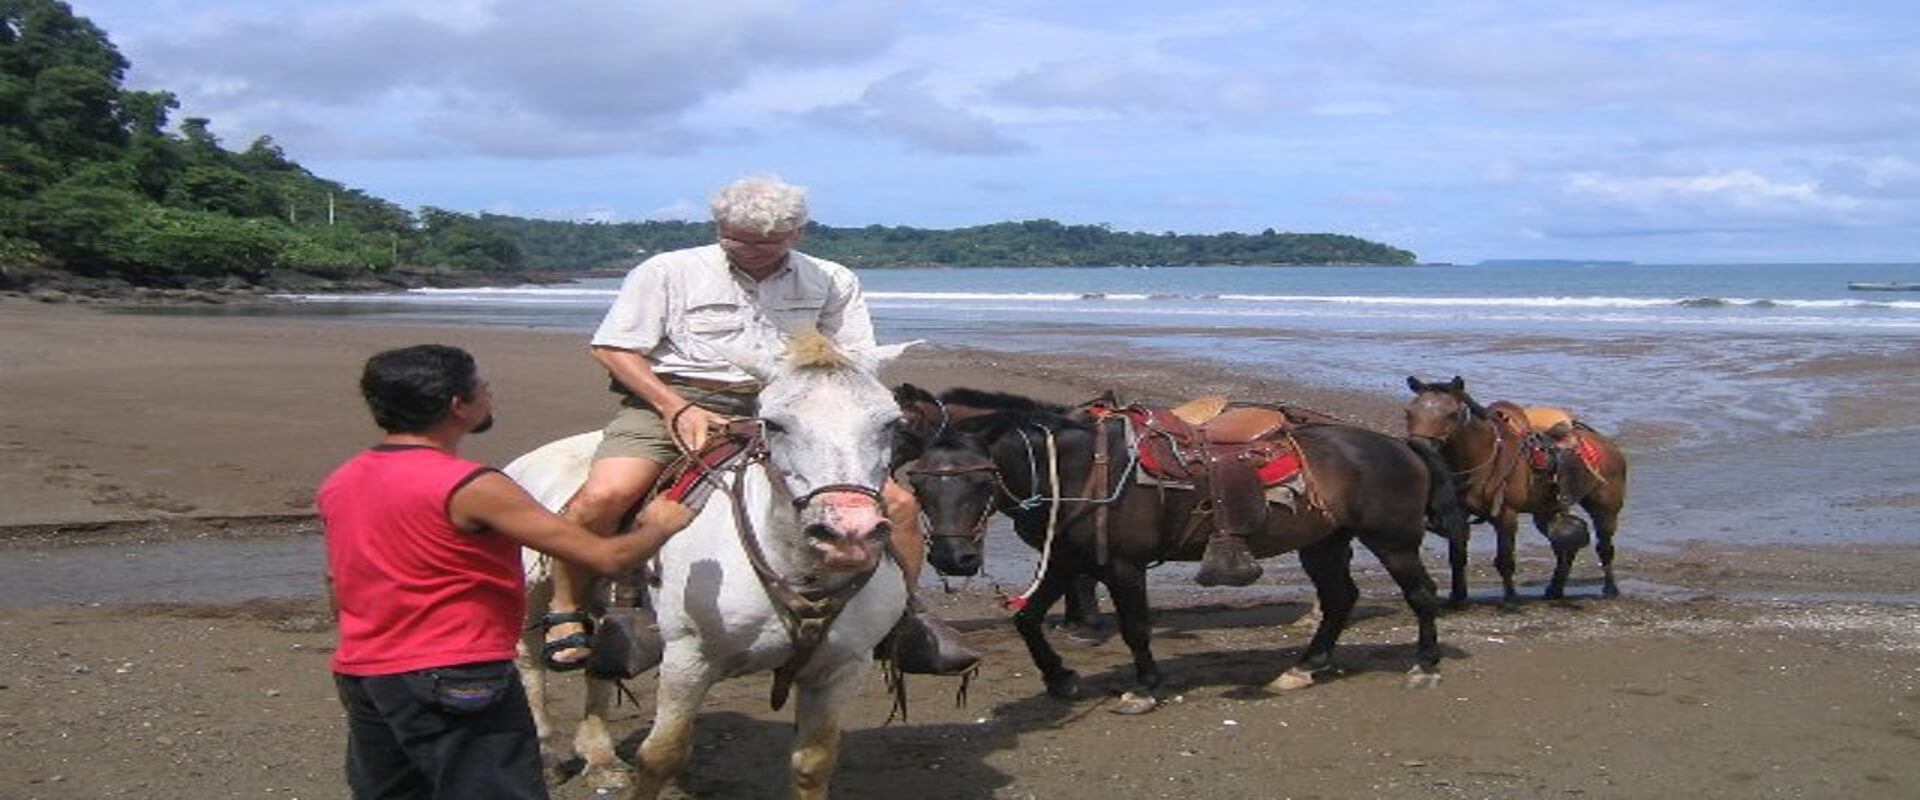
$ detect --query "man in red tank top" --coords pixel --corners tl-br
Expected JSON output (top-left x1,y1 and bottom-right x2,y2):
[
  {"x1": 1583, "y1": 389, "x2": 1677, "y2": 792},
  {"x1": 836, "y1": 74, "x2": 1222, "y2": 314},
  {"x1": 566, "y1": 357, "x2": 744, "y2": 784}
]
[{"x1": 319, "y1": 344, "x2": 682, "y2": 799}]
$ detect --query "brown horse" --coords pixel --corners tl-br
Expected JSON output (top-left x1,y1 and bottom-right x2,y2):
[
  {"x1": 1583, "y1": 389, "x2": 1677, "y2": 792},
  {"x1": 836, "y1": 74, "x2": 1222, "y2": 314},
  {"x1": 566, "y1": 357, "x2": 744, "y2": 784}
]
[
  {"x1": 1403, "y1": 376, "x2": 1630, "y2": 608},
  {"x1": 895, "y1": 384, "x2": 1448, "y2": 714}
]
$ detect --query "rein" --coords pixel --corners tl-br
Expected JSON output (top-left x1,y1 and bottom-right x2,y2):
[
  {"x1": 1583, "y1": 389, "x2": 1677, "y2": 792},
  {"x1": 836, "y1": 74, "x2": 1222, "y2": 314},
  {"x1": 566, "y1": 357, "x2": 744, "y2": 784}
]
[
  {"x1": 705, "y1": 427, "x2": 888, "y2": 711},
  {"x1": 902, "y1": 461, "x2": 1007, "y2": 543},
  {"x1": 1431, "y1": 401, "x2": 1517, "y2": 520}
]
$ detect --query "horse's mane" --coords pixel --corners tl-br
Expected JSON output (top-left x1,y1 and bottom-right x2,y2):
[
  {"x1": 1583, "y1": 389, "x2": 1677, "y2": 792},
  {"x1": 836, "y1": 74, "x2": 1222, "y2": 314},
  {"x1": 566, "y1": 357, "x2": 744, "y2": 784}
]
[
  {"x1": 786, "y1": 329, "x2": 851, "y2": 369},
  {"x1": 1461, "y1": 392, "x2": 1488, "y2": 420},
  {"x1": 931, "y1": 387, "x2": 1083, "y2": 437},
  {"x1": 1413, "y1": 377, "x2": 1490, "y2": 420},
  {"x1": 937, "y1": 387, "x2": 1068, "y2": 415}
]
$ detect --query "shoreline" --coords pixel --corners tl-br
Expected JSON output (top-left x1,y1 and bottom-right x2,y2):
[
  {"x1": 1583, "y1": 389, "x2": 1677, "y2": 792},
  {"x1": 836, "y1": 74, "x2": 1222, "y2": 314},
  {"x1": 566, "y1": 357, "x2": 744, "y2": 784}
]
[{"x1": 3, "y1": 300, "x2": 1917, "y2": 606}]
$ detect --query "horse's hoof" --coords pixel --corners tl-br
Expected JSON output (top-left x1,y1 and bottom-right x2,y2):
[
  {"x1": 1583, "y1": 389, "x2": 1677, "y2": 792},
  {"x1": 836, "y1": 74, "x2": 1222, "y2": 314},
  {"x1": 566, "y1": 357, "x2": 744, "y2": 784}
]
[
  {"x1": 1268, "y1": 667, "x2": 1316, "y2": 692},
  {"x1": 1045, "y1": 670, "x2": 1082, "y2": 700},
  {"x1": 1065, "y1": 629, "x2": 1109, "y2": 648},
  {"x1": 582, "y1": 763, "x2": 635, "y2": 793},
  {"x1": 1109, "y1": 691, "x2": 1160, "y2": 715},
  {"x1": 1602, "y1": 585, "x2": 1621, "y2": 598},
  {"x1": 1404, "y1": 668, "x2": 1442, "y2": 689}
]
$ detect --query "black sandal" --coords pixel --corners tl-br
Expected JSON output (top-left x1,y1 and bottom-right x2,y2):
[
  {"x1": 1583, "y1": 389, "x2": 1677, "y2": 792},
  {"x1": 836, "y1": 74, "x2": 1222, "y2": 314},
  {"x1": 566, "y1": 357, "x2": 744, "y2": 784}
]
[{"x1": 538, "y1": 610, "x2": 595, "y2": 672}]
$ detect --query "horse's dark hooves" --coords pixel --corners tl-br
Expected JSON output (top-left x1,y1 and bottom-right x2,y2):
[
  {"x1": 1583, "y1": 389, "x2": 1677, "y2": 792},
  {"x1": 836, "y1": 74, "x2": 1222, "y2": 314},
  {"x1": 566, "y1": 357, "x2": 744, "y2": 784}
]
[
  {"x1": 1063, "y1": 627, "x2": 1111, "y2": 648},
  {"x1": 1044, "y1": 670, "x2": 1082, "y2": 700}
]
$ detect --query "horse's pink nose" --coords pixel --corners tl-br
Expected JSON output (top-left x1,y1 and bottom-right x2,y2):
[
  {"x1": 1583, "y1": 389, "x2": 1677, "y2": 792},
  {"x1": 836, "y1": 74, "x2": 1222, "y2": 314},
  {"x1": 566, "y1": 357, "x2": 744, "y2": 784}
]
[
  {"x1": 804, "y1": 492, "x2": 891, "y2": 571},
  {"x1": 814, "y1": 494, "x2": 888, "y2": 538}
]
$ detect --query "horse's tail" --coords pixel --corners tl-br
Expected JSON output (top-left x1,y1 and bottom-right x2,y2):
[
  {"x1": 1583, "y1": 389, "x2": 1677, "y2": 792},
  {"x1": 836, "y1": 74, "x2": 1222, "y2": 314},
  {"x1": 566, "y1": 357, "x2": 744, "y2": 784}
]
[{"x1": 1406, "y1": 437, "x2": 1469, "y2": 541}]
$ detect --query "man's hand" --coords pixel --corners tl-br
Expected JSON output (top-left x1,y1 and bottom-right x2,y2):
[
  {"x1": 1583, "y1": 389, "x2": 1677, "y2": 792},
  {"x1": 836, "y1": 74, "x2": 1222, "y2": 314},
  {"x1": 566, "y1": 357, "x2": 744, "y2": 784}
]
[{"x1": 668, "y1": 403, "x2": 729, "y2": 453}]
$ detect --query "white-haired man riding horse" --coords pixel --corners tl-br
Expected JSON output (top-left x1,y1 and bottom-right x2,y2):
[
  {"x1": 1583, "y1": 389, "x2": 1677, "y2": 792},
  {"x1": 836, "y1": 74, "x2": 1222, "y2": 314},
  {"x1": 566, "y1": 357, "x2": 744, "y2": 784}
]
[{"x1": 540, "y1": 175, "x2": 977, "y2": 678}]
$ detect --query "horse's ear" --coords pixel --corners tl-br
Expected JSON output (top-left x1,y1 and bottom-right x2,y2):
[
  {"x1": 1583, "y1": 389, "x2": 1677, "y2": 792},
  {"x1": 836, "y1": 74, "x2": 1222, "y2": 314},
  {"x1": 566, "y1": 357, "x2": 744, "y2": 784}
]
[
  {"x1": 1406, "y1": 376, "x2": 1422, "y2": 393},
  {"x1": 1448, "y1": 376, "x2": 1465, "y2": 391},
  {"x1": 858, "y1": 339, "x2": 921, "y2": 371},
  {"x1": 894, "y1": 382, "x2": 937, "y2": 406}
]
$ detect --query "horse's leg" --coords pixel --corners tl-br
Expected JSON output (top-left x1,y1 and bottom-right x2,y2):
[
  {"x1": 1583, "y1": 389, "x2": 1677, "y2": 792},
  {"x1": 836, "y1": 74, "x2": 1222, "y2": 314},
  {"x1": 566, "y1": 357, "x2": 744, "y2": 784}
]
[
  {"x1": 1269, "y1": 537, "x2": 1358, "y2": 692},
  {"x1": 1059, "y1": 572, "x2": 1109, "y2": 644},
  {"x1": 788, "y1": 660, "x2": 867, "y2": 800},
  {"x1": 1586, "y1": 498, "x2": 1623, "y2": 597},
  {"x1": 1445, "y1": 530, "x2": 1470, "y2": 609},
  {"x1": 1102, "y1": 560, "x2": 1161, "y2": 714},
  {"x1": 1010, "y1": 566, "x2": 1083, "y2": 700},
  {"x1": 627, "y1": 652, "x2": 719, "y2": 800},
  {"x1": 514, "y1": 636, "x2": 569, "y2": 781},
  {"x1": 574, "y1": 676, "x2": 633, "y2": 792},
  {"x1": 517, "y1": 577, "x2": 572, "y2": 780},
  {"x1": 1366, "y1": 539, "x2": 1444, "y2": 688},
  {"x1": 1534, "y1": 511, "x2": 1589, "y2": 600},
  {"x1": 1491, "y1": 509, "x2": 1522, "y2": 611}
]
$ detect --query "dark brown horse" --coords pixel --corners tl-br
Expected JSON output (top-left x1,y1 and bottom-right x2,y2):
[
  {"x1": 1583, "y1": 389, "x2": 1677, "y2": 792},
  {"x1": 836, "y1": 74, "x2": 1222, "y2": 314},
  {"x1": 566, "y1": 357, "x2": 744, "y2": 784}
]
[
  {"x1": 1404, "y1": 376, "x2": 1630, "y2": 608},
  {"x1": 895, "y1": 384, "x2": 1448, "y2": 713}
]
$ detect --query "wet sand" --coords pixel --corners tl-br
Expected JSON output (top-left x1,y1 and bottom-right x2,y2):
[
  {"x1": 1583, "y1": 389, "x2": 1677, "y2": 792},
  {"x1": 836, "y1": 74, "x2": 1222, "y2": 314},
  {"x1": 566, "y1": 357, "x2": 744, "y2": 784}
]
[{"x1": 1, "y1": 300, "x2": 1917, "y2": 799}]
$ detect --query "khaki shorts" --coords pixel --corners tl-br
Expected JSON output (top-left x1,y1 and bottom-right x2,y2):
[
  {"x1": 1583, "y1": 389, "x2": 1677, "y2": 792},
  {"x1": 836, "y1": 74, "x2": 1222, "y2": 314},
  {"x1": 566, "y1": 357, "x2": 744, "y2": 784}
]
[{"x1": 593, "y1": 393, "x2": 760, "y2": 463}]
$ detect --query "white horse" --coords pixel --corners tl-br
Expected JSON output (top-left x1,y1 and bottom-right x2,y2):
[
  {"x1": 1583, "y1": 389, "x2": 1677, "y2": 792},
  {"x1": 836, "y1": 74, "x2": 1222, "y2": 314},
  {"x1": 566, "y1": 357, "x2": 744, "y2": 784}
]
[
  {"x1": 507, "y1": 331, "x2": 917, "y2": 800},
  {"x1": 504, "y1": 431, "x2": 633, "y2": 792}
]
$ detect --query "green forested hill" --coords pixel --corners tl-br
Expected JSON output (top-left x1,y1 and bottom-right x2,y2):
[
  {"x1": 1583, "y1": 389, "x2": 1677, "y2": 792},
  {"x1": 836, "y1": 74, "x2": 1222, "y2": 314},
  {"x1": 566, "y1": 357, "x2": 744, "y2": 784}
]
[
  {"x1": 0, "y1": 0, "x2": 1413, "y2": 297},
  {"x1": 484, "y1": 215, "x2": 1414, "y2": 271}
]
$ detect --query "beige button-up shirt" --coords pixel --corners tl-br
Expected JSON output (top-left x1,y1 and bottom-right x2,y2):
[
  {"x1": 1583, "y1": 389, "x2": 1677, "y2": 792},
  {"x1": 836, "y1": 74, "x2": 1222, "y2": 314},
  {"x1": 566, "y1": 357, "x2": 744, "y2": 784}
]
[{"x1": 591, "y1": 244, "x2": 875, "y2": 385}]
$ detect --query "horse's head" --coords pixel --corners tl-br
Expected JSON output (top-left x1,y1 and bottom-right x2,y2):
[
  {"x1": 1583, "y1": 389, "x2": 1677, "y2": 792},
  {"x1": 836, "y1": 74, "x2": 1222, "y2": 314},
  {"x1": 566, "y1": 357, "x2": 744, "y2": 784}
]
[
  {"x1": 1404, "y1": 375, "x2": 1476, "y2": 443},
  {"x1": 897, "y1": 387, "x2": 1071, "y2": 577},
  {"x1": 726, "y1": 330, "x2": 920, "y2": 573},
  {"x1": 902, "y1": 426, "x2": 1001, "y2": 576}
]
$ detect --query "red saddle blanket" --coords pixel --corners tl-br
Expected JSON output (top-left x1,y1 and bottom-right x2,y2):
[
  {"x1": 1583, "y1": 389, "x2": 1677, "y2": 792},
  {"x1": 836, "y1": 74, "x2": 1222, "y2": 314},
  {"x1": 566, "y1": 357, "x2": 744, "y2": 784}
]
[
  {"x1": 1104, "y1": 405, "x2": 1304, "y2": 487},
  {"x1": 1523, "y1": 431, "x2": 1603, "y2": 471}
]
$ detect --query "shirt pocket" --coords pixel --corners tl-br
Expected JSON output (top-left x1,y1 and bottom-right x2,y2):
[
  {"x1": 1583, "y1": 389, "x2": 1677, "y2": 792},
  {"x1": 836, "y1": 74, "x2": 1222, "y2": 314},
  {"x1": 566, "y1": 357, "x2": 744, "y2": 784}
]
[
  {"x1": 763, "y1": 293, "x2": 826, "y2": 332},
  {"x1": 682, "y1": 303, "x2": 747, "y2": 336}
]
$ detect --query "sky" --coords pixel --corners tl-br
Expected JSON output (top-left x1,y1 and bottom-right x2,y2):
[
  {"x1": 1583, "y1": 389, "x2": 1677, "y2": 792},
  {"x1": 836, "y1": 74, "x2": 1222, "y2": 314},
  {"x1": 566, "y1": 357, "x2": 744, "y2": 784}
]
[{"x1": 64, "y1": 0, "x2": 1920, "y2": 264}]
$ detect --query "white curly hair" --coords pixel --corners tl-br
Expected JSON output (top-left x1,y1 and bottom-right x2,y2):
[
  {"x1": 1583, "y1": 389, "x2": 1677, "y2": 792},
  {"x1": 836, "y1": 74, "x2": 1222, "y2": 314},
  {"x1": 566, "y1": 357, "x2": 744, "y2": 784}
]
[{"x1": 709, "y1": 176, "x2": 809, "y2": 235}]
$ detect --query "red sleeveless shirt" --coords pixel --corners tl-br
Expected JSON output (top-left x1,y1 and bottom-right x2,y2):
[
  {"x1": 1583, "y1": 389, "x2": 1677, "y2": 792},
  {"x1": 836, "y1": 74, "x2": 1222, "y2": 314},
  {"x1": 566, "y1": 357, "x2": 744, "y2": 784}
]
[{"x1": 318, "y1": 445, "x2": 523, "y2": 676}]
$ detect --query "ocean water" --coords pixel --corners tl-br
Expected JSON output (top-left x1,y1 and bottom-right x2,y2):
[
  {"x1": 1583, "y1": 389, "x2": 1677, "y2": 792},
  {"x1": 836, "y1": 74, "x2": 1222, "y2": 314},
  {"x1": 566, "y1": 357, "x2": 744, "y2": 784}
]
[
  {"x1": 56, "y1": 261, "x2": 1919, "y2": 605},
  {"x1": 268, "y1": 262, "x2": 1920, "y2": 450}
]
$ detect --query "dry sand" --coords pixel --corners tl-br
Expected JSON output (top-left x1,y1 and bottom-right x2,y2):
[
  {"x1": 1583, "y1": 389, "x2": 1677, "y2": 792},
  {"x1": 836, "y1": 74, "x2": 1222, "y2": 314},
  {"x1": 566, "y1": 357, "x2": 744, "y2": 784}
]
[{"x1": 1, "y1": 301, "x2": 1916, "y2": 799}]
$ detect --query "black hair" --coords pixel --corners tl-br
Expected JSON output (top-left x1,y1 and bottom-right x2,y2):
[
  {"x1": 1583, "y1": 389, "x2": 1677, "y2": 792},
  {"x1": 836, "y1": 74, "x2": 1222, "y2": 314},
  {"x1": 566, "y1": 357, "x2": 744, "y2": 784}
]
[{"x1": 359, "y1": 344, "x2": 480, "y2": 433}]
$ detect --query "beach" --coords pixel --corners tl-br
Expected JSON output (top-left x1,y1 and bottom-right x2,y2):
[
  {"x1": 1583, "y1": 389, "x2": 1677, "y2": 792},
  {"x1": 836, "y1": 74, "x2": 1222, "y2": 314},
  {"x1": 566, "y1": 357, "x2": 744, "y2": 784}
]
[{"x1": 1, "y1": 300, "x2": 1917, "y2": 799}]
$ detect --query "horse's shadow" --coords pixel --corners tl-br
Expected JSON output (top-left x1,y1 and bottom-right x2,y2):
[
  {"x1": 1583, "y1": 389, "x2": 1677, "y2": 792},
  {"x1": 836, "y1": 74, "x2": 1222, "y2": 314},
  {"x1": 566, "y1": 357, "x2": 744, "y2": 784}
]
[
  {"x1": 602, "y1": 697, "x2": 1065, "y2": 799},
  {"x1": 591, "y1": 600, "x2": 1481, "y2": 798},
  {"x1": 1072, "y1": 601, "x2": 1474, "y2": 698}
]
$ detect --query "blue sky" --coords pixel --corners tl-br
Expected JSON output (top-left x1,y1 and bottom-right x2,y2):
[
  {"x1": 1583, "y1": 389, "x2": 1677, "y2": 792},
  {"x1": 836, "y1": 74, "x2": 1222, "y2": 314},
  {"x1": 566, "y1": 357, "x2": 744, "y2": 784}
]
[{"x1": 68, "y1": 1, "x2": 1920, "y2": 264}]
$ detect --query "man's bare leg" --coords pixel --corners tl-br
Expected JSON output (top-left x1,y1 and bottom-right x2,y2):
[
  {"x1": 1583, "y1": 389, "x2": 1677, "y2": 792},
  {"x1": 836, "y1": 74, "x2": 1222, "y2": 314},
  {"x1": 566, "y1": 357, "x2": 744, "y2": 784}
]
[
  {"x1": 883, "y1": 480, "x2": 927, "y2": 589},
  {"x1": 881, "y1": 480, "x2": 980, "y2": 674},
  {"x1": 544, "y1": 456, "x2": 664, "y2": 669}
]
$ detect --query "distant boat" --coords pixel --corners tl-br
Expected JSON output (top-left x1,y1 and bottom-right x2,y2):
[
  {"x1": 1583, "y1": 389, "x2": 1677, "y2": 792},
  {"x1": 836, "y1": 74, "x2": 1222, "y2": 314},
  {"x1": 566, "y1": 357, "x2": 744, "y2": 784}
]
[{"x1": 1846, "y1": 281, "x2": 1920, "y2": 291}]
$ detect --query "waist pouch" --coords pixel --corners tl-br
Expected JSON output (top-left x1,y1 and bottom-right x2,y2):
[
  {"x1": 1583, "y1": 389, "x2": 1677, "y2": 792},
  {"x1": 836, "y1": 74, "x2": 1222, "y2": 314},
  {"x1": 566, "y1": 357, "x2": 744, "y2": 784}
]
[{"x1": 410, "y1": 661, "x2": 515, "y2": 715}]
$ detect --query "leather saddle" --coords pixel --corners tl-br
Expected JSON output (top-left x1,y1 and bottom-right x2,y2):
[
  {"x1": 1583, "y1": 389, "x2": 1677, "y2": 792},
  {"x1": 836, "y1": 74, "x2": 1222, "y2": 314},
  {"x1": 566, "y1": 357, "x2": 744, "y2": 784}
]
[{"x1": 1086, "y1": 395, "x2": 1315, "y2": 537}]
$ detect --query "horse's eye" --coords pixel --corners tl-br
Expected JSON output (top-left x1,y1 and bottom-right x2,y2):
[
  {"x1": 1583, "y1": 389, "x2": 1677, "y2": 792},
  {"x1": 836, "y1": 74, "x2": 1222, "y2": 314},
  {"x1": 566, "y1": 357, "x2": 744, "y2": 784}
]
[{"x1": 762, "y1": 419, "x2": 788, "y2": 435}]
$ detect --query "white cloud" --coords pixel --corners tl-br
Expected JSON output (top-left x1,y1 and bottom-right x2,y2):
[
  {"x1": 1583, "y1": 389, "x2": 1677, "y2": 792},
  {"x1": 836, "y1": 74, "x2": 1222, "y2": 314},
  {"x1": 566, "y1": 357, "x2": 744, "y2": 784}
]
[
  {"x1": 805, "y1": 70, "x2": 1030, "y2": 155},
  {"x1": 1565, "y1": 170, "x2": 1860, "y2": 213},
  {"x1": 59, "y1": 0, "x2": 1920, "y2": 262}
]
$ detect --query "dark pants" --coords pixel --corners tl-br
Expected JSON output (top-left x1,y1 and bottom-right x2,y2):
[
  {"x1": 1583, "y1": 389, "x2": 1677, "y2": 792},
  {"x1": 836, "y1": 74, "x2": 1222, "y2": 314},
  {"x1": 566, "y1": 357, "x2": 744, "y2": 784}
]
[{"x1": 333, "y1": 661, "x2": 549, "y2": 800}]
